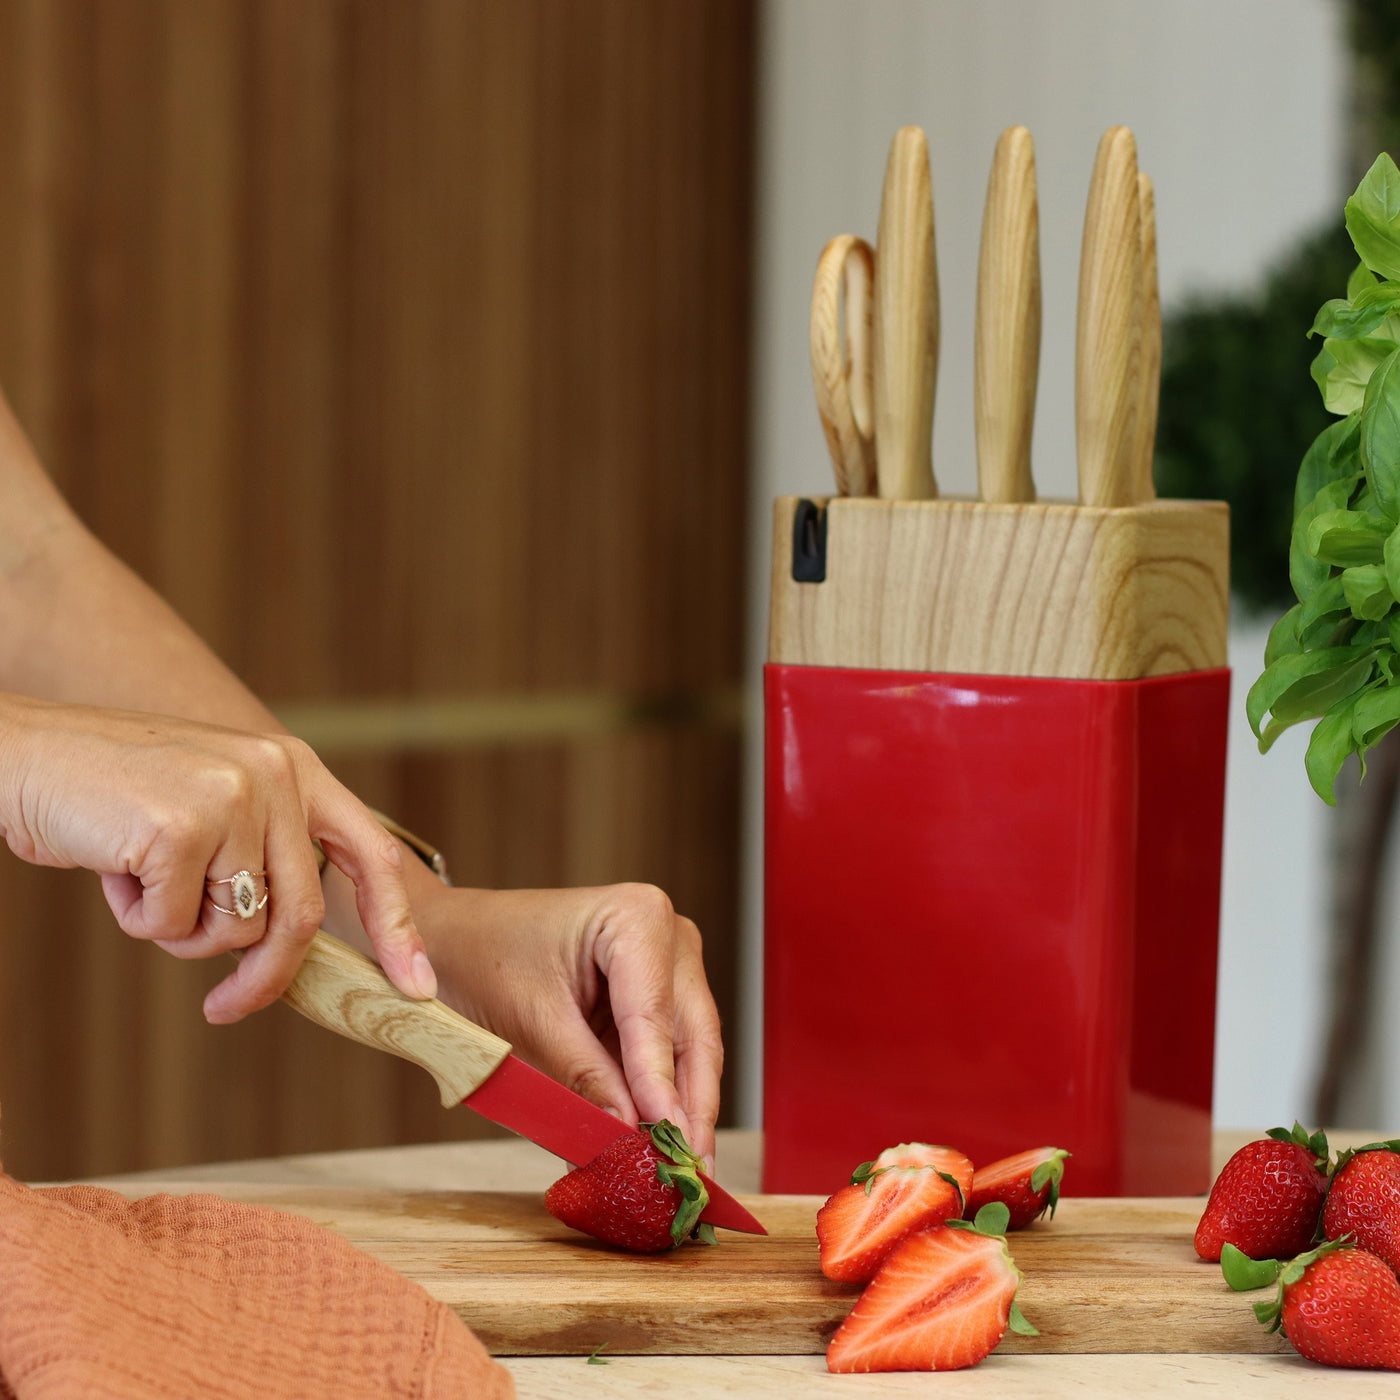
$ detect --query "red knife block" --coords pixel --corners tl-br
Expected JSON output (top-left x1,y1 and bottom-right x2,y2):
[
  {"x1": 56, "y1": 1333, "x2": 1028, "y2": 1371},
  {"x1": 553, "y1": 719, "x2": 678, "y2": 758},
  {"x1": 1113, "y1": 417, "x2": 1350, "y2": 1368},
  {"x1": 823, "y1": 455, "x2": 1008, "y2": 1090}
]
[{"x1": 762, "y1": 494, "x2": 1231, "y2": 1196}]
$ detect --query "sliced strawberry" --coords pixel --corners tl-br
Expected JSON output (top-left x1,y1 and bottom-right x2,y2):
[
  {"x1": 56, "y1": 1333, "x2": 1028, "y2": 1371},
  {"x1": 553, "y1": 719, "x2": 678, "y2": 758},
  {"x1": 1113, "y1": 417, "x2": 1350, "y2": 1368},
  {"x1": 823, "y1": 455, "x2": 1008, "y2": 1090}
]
[
  {"x1": 827, "y1": 1203, "x2": 1038, "y2": 1373},
  {"x1": 816, "y1": 1143, "x2": 974, "y2": 1283},
  {"x1": 966, "y1": 1148, "x2": 1070, "y2": 1229}
]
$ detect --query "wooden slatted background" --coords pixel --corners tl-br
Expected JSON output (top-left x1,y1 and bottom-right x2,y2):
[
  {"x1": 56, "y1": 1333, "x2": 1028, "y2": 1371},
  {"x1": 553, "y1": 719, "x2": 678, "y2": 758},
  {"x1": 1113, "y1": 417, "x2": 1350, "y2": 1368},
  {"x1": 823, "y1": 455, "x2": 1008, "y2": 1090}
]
[{"x1": 0, "y1": 0, "x2": 753, "y2": 1180}]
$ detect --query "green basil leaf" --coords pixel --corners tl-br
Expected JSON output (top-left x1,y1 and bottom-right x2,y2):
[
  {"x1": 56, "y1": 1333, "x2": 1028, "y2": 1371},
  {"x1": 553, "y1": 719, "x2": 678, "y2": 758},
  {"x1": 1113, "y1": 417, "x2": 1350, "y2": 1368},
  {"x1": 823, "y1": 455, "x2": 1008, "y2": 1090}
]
[
  {"x1": 1312, "y1": 337, "x2": 1396, "y2": 414},
  {"x1": 1293, "y1": 475, "x2": 1362, "y2": 599},
  {"x1": 1346, "y1": 152, "x2": 1400, "y2": 281},
  {"x1": 1343, "y1": 564, "x2": 1395, "y2": 619},
  {"x1": 1349, "y1": 261, "x2": 1381, "y2": 299},
  {"x1": 1311, "y1": 286, "x2": 1400, "y2": 340},
  {"x1": 1264, "y1": 605, "x2": 1304, "y2": 666},
  {"x1": 1296, "y1": 415, "x2": 1361, "y2": 514},
  {"x1": 1306, "y1": 692, "x2": 1366, "y2": 805},
  {"x1": 1362, "y1": 347, "x2": 1400, "y2": 514},
  {"x1": 1298, "y1": 575, "x2": 1348, "y2": 632},
  {"x1": 1354, "y1": 680, "x2": 1400, "y2": 748},
  {"x1": 1307, "y1": 508, "x2": 1392, "y2": 565},
  {"x1": 1247, "y1": 647, "x2": 1375, "y2": 744}
]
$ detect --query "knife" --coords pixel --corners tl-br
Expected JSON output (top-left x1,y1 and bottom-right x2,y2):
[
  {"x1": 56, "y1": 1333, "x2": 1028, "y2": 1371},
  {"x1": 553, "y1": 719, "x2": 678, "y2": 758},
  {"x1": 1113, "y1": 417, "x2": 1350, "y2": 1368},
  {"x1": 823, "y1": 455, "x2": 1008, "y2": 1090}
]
[
  {"x1": 279, "y1": 931, "x2": 766, "y2": 1235},
  {"x1": 974, "y1": 125, "x2": 1040, "y2": 504},
  {"x1": 873, "y1": 125, "x2": 938, "y2": 499},
  {"x1": 1075, "y1": 125, "x2": 1145, "y2": 507}
]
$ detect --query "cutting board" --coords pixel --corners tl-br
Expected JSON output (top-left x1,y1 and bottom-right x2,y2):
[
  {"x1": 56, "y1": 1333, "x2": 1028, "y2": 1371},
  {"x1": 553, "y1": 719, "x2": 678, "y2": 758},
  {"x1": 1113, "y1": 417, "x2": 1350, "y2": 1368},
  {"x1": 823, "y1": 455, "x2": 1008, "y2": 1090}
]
[{"x1": 118, "y1": 1183, "x2": 1286, "y2": 1357}]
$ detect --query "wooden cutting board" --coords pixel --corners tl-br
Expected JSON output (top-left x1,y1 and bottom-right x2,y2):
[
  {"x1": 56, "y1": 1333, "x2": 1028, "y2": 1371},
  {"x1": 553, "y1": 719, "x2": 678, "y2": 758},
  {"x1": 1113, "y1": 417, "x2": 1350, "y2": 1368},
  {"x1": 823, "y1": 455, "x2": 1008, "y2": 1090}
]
[{"x1": 118, "y1": 1183, "x2": 1285, "y2": 1357}]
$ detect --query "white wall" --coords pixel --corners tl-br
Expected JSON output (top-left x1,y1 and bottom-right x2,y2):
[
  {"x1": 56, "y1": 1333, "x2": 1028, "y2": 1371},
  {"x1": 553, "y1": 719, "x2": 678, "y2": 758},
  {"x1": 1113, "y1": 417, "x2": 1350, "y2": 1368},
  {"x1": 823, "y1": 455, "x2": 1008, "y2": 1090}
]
[{"x1": 740, "y1": 0, "x2": 1349, "y2": 1128}]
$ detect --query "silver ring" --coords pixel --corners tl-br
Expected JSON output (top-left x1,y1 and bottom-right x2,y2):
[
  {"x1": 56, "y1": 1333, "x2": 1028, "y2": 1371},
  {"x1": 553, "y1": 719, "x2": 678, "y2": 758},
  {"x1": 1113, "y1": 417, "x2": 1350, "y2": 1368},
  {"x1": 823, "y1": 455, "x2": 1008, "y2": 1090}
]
[{"x1": 206, "y1": 869, "x2": 268, "y2": 920}]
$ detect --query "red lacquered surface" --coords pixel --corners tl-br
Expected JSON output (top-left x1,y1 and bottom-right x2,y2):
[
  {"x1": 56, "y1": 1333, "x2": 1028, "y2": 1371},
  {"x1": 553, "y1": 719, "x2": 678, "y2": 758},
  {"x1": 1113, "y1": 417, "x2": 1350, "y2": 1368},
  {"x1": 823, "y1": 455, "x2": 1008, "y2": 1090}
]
[{"x1": 762, "y1": 663, "x2": 1229, "y2": 1197}]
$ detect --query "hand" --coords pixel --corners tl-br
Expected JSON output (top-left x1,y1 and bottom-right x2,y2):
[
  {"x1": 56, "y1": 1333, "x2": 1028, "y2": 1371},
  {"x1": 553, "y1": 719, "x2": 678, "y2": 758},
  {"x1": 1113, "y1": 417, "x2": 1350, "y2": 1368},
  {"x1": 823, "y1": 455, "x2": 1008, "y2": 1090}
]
[
  {"x1": 415, "y1": 883, "x2": 724, "y2": 1166},
  {"x1": 0, "y1": 693, "x2": 436, "y2": 1022}
]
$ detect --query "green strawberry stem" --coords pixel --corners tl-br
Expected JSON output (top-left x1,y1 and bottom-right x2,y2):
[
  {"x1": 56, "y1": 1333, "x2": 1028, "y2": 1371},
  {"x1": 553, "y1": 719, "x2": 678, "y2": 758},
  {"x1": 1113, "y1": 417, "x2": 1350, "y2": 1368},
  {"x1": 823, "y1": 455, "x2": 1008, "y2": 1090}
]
[
  {"x1": 1267, "y1": 1122, "x2": 1330, "y2": 1168},
  {"x1": 645, "y1": 1120, "x2": 711, "y2": 1246},
  {"x1": 1029, "y1": 1149, "x2": 1071, "y2": 1219}
]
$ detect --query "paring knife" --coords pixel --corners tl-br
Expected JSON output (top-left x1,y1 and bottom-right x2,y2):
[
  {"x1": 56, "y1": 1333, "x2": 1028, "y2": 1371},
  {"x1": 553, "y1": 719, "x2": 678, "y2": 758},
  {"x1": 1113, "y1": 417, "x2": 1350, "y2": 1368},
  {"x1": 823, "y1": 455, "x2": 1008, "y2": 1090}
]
[
  {"x1": 810, "y1": 233, "x2": 877, "y2": 496},
  {"x1": 280, "y1": 931, "x2": 766, "y2": 1236},
  {"x1": 1075, "y1": 125, "x2": 1145, "y2": 508},
  {"x1": 974, "y1": 125, "x2": 1040, "y2": 504},
  {"x1": 873, "y1": 125, "x2": 938, "y2": 499}
]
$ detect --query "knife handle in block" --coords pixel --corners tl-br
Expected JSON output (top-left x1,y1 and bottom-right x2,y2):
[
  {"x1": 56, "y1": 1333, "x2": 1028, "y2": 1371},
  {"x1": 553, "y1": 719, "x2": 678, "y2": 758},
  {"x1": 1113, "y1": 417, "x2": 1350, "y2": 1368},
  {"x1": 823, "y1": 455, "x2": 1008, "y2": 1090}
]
[
  {"x1": 282, "y1": 931, "x2": 513, "y2": 1107},
  {"x1": 874, "y1": 126, "x2": 938, "y2": 499},
  {"x1": 1131, "y1": 171, "x2": 1161, "y2": 503},
  {"x1": 975, "y1": 125, "x2": 1040, "y2": 504},
  {"x1": 1076, "y1": 126, "x2": 1144, "y2": 507}
]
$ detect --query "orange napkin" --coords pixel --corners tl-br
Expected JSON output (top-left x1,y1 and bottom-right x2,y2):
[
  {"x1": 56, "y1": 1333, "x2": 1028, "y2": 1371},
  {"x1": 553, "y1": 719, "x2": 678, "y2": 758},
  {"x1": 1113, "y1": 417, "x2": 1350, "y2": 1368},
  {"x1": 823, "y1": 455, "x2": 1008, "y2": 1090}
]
[{"x1": 0, "y1": 1172, "x2": 514, "y2": 1400}]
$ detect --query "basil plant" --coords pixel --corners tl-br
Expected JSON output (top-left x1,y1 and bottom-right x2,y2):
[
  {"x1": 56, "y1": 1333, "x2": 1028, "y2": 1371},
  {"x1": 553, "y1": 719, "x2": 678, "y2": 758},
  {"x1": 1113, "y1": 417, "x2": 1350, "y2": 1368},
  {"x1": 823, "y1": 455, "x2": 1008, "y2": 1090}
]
[{"x1": 1249, "y1": 153, "x2": 1400, "y2": 803}]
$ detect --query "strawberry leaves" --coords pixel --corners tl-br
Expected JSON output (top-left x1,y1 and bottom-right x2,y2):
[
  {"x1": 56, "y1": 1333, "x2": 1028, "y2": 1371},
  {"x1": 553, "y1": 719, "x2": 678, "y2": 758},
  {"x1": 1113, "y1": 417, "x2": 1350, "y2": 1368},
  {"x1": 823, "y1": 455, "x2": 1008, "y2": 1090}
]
[
  {"x1": 1267, "y1": 1122, "x2": 1331, "y2": 1168},
  {"x1": 646, "y1": 1119, "x2": 711, "y2": 1246}
]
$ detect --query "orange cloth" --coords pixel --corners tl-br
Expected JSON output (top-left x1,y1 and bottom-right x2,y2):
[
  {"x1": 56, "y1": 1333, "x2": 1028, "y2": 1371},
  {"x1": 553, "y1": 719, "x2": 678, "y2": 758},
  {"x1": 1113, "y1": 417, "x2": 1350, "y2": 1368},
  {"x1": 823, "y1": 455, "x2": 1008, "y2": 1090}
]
[{"x1": 0, "y1": 1174, "x2": 514, "y2": 1400}]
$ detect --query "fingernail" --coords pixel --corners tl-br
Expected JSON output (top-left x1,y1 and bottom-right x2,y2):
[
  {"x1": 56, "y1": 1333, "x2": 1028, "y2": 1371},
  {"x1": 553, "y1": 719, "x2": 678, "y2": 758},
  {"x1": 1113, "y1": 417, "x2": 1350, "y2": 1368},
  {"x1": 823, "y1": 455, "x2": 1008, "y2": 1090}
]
[
  {"x1": 605, "y1": 1105, "x2": 624, "y2": 1120},
  {"x1": 408, "y1": 950, "x2": 438, "y2": 999}
]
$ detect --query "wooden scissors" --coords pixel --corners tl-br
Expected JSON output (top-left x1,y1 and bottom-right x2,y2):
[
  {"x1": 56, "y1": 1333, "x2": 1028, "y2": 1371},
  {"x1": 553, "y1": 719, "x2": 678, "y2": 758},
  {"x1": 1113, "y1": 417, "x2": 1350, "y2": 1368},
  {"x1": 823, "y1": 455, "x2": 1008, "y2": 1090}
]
[{"x1": 809, "y1": 233, "x2": 877, "y2": 496}]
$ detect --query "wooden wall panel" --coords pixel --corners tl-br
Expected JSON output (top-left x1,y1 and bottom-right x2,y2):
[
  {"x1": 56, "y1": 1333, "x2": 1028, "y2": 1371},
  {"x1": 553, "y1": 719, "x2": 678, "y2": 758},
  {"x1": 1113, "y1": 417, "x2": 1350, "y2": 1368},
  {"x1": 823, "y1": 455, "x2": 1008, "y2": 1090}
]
[{"x1": 0, "y1": 0, "x2": 753, "y2": 1181}]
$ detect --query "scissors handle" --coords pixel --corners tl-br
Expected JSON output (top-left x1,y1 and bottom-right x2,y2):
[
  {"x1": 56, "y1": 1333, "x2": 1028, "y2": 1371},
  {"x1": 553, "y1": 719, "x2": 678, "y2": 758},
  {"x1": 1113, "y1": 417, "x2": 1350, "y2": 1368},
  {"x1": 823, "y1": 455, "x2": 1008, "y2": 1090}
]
[{"x1": 810, "y1": 234, "x2": 877, "y2": 496}]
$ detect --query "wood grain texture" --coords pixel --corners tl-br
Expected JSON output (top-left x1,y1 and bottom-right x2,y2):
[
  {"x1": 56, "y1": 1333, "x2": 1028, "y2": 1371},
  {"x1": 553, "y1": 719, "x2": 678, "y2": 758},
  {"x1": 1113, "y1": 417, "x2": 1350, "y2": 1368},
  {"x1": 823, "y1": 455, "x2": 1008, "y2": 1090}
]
[
  {"x1": 95, "y1": 1185, "x2": 1286, "y2": 1358},
  {"x1": 283, "y1": 935, "x2": 512, "y2": 1106},
  {"x1": 975, "y1": 125, "x2": 1039, "y2": 504},
  {"x1": 768, "y1": 496, "x2": 1228, "y2": 679},
  {"x1": 809, "y1": 234, "x2": 876, "y2": 497},
  {"x1": 873, "y1": 126, "x2": 937, "y2": 500},
  {"x1": 1134, "y1": 171, "x2": 1162, "y2": 504},
  {"x1": 1076, "y1": 126, "x2": 1144, "y2": 508},
  {"x1": 0, "y1": 0, "x2": 754, "y2": 1180}
]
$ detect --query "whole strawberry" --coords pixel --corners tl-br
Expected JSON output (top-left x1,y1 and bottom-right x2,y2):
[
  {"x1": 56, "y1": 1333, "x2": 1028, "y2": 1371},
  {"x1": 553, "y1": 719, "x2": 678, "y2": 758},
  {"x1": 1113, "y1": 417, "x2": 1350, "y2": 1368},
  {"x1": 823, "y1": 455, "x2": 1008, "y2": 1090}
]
[
  {"x1": 1253, "y1": 1240, "x2": 1400, "y2": 1370},
  {"x1": 1194, "y1": 1123, "x2": 1328, "y2": 1262},
  {"x1": 1323, "y1": 1142, "x2": 1400, "y2": 1275},
  {"x1": 545, "y1": 1120, "x2": 714, "y2": 1253},
  {"x1": 966, "y1": 1147, "x2": 1070, "y2": 1229}
]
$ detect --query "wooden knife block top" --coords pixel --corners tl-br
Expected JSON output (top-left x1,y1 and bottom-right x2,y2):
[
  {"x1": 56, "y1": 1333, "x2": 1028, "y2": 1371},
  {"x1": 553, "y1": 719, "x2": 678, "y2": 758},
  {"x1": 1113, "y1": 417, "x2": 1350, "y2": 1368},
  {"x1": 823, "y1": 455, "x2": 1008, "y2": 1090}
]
[{"x1": 768, "y1": 495, "x2": 1229, "y2": 681}]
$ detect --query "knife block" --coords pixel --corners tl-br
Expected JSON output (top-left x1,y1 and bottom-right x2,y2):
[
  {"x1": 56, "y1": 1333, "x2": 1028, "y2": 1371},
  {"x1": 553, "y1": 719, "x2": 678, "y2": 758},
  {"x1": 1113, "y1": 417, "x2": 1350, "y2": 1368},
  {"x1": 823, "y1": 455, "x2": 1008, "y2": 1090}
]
[{"x1": 762, "y1": 494, "x2": 1231, "y2": 1196}]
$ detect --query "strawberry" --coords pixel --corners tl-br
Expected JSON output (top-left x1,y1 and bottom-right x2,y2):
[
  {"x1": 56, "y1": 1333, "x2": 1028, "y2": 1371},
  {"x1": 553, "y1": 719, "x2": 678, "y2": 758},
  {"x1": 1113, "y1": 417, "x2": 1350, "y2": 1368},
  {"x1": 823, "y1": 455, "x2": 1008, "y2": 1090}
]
[
  {"x1": 1194, "y1": 1123, "x2": 1329, "y2": 1262},
  {"x1": 816, "y1": 1143, "x2": 975, "y2": 1283},
  {"x1": 826, "y1": 1203, "x2": 1038, "y2": 1372},
  {"x1": 1250, "y1": 1240, "x2": 1400, "y2": 1370},
  {"x1": 966, "y1": 1147, "x2": 1070, "y2": 1229},
  {"x1": 1323, "y1": 1141, "x2": 1400, "y2": 1275},
  {"x1": 544, "y1": 1120, "x2": 715, "y2": 1253}
]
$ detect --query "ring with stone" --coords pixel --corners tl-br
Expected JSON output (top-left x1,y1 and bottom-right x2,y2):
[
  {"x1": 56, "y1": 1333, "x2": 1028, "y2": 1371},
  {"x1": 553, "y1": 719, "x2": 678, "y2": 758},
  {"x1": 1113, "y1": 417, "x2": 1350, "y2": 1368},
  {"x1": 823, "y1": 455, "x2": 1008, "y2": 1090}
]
[{"x1": 205, "y1": 869, "x2": 269, "y2": 920}]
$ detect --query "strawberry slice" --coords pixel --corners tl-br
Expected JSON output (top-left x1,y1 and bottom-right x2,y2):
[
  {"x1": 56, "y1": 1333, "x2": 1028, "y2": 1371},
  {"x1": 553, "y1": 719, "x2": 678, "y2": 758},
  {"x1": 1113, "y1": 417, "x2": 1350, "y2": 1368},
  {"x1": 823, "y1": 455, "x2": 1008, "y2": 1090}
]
[
  {"x1": 827, "y1": 1203, "x2": 1038, "y2": 1373},
  {"x1": 817, "y1": 1143, "x2": 974, "y2": 1283},
  {"x1": 966, "y1": 1147, "x2": 1070, "y2": 1229}
]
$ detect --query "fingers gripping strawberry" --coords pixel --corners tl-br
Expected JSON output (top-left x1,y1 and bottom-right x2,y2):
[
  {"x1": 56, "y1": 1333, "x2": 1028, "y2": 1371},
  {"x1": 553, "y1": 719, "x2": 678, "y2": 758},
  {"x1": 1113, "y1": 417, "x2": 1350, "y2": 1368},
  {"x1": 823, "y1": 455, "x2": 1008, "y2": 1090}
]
[
  {"x1": 544, "y1": 1120, "x2": 715, "y2": 1253},
  {"x1": 1323, "y1": 1142, "x2": 1400, "y2": 1275},
  {"x1": 826, "y1": 1203, "x2": 1038, "y2": 1373},
  {"x1": 1194, "y1": 1123, "x2": 1329, "y2": 1262},
  {"x1": 816, "y1": 1143, "x2": 974, "y2": 1283},
  {"x1": 967, "y1": 1147, "x2": 1070, "y2": 1229}
]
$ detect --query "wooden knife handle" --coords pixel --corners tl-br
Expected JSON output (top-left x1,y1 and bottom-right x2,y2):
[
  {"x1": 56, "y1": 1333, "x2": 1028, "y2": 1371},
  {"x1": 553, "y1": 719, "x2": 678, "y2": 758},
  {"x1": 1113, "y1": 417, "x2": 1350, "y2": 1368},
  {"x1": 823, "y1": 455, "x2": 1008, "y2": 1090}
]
[
  {"x1": 810, "y1": 234, "x2": 877, "y2": 496},
  {"x1": 281, "y1": 931, "x2": 513, "y2": 1107},
  {"x1": 874, "y1": 125, "x2": 938, "y2": 499},
  {"x1": 1076, "y1": 126, "x2": 1144, "y2": 507},
  {"x1": 1131, "y1": 171, "x2": 1161, "y2": 503},
  {"x1": 975, "y1": 125, "x2": 1040, "y2": 504}
]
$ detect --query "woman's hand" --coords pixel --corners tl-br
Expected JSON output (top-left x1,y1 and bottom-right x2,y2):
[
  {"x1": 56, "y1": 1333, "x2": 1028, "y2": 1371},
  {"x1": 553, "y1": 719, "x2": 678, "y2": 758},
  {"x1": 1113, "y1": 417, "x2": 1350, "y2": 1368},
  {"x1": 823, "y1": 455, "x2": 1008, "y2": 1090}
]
[
  {"x1": 410, "y1": 882, "x2": 724, "y2": 1167},
  {"x1": 0, "y1": 693, "x2": 436, "y2": 1022}
]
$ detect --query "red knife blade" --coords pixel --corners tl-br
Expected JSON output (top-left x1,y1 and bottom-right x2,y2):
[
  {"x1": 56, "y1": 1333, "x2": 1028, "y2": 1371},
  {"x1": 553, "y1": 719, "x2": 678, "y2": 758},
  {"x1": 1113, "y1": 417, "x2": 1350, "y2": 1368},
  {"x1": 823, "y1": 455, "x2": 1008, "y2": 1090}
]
[
  {"x1": 280, "y1": 932, "x2": 765, "y2": 1236},
  {"x1": 465, "y1": 1054, "x2": 765, "y2": 1234}
]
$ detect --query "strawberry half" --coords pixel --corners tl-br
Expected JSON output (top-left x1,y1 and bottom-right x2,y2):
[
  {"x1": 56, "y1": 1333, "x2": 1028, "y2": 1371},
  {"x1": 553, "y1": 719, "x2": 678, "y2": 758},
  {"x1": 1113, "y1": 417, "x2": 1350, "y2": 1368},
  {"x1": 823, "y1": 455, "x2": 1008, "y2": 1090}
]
[
  {"x1": 1323, "y1": 1141, "x2": 1400, "y2": 1275},
  {"x1": 1194, "y1": 1123, "x2": 1329, "y2": 1262},
  {"x1": 1247, "y1": 1240, "x2": 1400, "y2": 1371},
  {"x1": 816, "y1": 1143, "x2": 974, "y2": 1283},
  {"x1": 826, "y1": 1202, "x2": 1038, "y2": 1373},
  {"x1": 966, "y1": 1147, "x2": 1070, "y2": 1229},
  {"x1": 544, "y1": 1120, "x2": 715, "y2": 1253}
]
